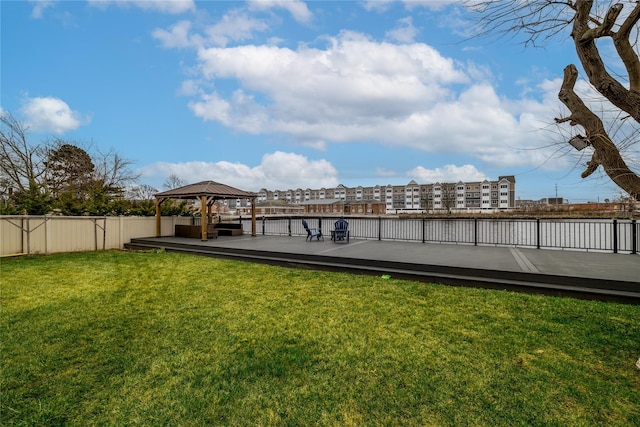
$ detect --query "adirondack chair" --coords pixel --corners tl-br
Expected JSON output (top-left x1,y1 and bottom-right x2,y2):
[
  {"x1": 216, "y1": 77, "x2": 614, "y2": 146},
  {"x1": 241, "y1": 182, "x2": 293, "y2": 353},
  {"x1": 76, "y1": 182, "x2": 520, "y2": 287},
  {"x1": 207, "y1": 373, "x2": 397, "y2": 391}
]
[
  {"x1": 333, "y1": 218, "x2": 349, "y2": 243},
  {"x1": 302, "y1": 219, "x2": 323, "y2": 241}
]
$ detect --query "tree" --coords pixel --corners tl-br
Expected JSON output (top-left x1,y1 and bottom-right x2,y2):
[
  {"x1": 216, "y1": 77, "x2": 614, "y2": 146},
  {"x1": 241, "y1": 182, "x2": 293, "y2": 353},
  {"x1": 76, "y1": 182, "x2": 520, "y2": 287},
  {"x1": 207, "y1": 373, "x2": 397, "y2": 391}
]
[
  {"x1": 163, "y1": 174, "x2": 186, "y2": 190},
  {"x1": 127, "y1": 184, "x2": 159, "y2": 201},
  {"x1": 45, "y1": 142, "x2": 95, "y2": 197},
  {"x1": 467, "y1": 0, "x2": 640, "y2": 200},
  {"x1": 1, "y1": 112, "x2": 141, "y2": 215},
  {"x1": 0, "y1": 112, "x2": 48, "y2": 194},
  {"x1": 93, "y1": 147, "x2": 140, "y2": 192},
  {"x1": 440, "y1": 184, "x2": 457, "y2": 214}
]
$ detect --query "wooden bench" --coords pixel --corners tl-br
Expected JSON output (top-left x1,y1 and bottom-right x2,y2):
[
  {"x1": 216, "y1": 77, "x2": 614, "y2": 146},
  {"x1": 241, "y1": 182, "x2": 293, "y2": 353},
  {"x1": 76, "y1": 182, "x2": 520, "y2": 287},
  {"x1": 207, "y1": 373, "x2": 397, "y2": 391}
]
[{"x1": 175, "y1": 224, "x2": 218, "y2": 239}]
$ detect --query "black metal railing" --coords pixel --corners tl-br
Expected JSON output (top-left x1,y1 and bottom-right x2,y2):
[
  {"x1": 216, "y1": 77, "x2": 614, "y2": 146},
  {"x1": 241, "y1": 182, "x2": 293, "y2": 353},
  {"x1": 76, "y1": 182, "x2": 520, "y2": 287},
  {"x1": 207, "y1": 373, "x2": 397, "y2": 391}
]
[{"x1": 218, "y1": 215, "x2": 638, "y2": 254}]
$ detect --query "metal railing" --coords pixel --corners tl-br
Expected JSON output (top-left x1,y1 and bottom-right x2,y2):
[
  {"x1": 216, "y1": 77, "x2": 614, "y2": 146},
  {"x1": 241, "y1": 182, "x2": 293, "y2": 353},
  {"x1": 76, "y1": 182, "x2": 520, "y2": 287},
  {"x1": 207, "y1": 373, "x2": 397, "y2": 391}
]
[{"x1": 232, "y1": 215, "x2": 639, "y2": 254}]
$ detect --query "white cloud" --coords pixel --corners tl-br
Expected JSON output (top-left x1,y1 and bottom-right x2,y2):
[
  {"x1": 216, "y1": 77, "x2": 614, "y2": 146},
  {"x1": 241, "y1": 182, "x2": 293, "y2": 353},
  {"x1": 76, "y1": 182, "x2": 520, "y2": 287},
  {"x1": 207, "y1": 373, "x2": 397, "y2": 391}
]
[
  {"x1": 29, "y1": 0, "x2": 56, "y2": 18},
  {"x1": 177, "y1": 79, "x2": 202, "y2": 96},
  {"x1": 248, "y1": 0, "x2": 313, "y2": 24},
  {"x1": 20, "y1": 96, "x2": 87, "y2": 134},
  {"x1": 204, "y1": 9, "x2": 269, "y2": 47},
  {"x1": 190, "y1": 32, "x2": 467, "y2": 133},
  {"x1": 152, "y1": 20, "x2": 200, "y2": 49},
  {"x1": 363, "y1": 0, "x2": 458, "y2": 13},
  {"x1": 406, "y1": 164, "x2": 487, "y2": 183},
  {"x1": 361, "y1": 0, "x2": 395, "y2": 13},
  {"x1": 88, "y1": 0, "x2": 195, "y2": 14},
  {"x1": 139, "y1": 151, "x2": 339, "y2": 191},
  {"x1": 160, "y1": 23, "x2": 573, "y2": 171},
  {"x1": 153, "y1": 10, "x2": 268, "y2": 49},
  {"x1": 386, "y1": 17, "x2": 419, "y2": 43}
]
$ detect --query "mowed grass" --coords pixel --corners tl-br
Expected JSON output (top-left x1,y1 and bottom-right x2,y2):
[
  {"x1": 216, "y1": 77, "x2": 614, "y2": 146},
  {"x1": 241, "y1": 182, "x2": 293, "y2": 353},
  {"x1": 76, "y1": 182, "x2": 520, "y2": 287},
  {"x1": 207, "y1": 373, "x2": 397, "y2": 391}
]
[{"x1": 1, "y1": 251, "x2": 639, "y2": 426}]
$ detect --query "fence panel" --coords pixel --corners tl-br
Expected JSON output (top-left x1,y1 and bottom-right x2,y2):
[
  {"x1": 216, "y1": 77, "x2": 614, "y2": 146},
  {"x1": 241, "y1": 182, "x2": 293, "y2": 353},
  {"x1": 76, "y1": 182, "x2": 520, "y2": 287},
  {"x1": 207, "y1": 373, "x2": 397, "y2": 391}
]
[{"x1": 0, "y1": 216, "x2": 192, "y2": 256}]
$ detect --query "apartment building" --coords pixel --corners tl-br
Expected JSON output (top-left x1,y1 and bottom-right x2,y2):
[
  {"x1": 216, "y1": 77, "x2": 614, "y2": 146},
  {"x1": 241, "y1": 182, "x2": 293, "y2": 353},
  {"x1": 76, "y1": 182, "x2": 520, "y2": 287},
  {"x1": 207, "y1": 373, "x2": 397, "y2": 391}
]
[{"x1": 251, "y1": 176, "x2": 516, "y2": 214}]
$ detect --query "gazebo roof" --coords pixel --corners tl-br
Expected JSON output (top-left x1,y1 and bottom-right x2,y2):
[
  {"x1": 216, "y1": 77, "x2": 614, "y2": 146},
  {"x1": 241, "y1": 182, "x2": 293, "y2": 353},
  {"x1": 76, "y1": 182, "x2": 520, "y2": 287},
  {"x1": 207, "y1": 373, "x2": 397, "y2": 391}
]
[{"x1": 155, "y1": 180, "x2": 257, "y2": 199}]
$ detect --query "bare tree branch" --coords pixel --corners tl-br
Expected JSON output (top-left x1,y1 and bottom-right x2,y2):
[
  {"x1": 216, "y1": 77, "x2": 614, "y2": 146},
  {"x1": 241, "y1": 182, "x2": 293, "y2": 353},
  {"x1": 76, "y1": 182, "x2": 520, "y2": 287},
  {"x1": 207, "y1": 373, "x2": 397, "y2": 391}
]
[
  {"x1": 0, "y1": 112, "x2": 48, "y2": 192},
  {"x1": 557, "y1": 64, "x2": 640, "y2": 198},
  {"x1": 573, "y1": 0, "x2": 640, "y2": 121},
  {"x1": 612, "y1": 1, "x2": 640, "y2": 90}
]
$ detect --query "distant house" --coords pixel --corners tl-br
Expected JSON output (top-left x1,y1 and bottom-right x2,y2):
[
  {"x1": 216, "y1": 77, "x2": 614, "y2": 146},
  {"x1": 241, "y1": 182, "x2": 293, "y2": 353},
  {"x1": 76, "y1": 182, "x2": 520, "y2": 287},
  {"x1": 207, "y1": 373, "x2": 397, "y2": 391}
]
[
  {"x1": 302, "y1": 199, "x2": 386, "y2": 215},
  {"x1": 236, "y1": 200, "x2": 304, "y2": 216}
]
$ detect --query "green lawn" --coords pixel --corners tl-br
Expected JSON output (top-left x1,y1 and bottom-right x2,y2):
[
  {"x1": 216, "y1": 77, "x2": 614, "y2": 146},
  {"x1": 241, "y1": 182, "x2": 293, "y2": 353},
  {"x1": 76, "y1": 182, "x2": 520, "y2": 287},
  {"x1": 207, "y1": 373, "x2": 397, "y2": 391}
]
[{"x1": 1, "y1": 250, "x2": 639, "y2": 426}]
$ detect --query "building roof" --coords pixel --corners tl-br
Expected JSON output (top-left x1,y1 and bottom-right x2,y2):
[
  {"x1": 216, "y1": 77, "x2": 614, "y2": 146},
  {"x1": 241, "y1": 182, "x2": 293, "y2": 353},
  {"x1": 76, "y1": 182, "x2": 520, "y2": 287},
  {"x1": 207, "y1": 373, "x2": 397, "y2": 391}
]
[{"x1": 155, "y1": 180, "x2": 256, "y2": 199}]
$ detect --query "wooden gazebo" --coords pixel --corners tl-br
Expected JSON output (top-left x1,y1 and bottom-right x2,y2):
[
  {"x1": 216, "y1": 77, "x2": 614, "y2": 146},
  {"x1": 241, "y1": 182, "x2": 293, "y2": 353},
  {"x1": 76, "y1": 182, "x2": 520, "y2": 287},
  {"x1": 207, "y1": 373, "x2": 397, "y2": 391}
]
[{"x1": 155, "y1": 180, "x2": 257, "y2": 240}]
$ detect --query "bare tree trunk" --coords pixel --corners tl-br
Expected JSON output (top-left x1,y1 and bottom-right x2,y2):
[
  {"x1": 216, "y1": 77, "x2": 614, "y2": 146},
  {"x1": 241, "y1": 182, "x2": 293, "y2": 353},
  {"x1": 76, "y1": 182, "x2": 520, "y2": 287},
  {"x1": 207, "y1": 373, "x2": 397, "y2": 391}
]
[
  {"x1": 554, "y1": 0, "x2": 640, "y2": 200},
  {"x1": 557, "y1": 65, "x2": 640, "y2": 200}
]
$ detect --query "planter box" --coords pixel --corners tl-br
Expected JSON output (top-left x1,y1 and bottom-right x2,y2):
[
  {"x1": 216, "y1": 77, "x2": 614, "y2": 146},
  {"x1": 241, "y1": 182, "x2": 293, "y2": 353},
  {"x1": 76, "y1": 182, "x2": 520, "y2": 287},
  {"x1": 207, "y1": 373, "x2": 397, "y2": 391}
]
[
  {"x1": 175, "y1": 224, "x2": 218, "y2": 239},
  {"x1": 214, "y1": 223, "x2": 243, "y2": 236}
]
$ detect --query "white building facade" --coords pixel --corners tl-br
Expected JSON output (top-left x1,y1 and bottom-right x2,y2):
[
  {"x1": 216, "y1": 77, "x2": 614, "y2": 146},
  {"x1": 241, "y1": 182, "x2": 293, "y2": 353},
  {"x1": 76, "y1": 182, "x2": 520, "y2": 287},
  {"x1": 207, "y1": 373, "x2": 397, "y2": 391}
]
[{"x1": 255, "y1": 176, "x2": 516, "y2": 214}]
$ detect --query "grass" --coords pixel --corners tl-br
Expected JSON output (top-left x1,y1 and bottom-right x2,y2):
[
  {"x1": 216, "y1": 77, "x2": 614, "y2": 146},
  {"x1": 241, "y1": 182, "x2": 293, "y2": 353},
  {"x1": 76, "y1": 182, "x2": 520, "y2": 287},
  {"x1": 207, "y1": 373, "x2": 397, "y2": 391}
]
[{"x1": 1, "y1": 250, "x2": 639, "y2": 426}]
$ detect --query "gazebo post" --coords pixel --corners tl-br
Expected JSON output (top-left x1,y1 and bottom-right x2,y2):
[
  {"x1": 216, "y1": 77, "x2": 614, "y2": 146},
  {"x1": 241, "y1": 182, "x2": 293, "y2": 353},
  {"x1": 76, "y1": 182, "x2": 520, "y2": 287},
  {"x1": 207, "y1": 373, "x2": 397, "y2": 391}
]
[
  {"x1": 201, "y1": 195, "x2": 207, "y2": 241},
  {"x1": 155, "y1": 197, "x2": 163, "y2": 237}
]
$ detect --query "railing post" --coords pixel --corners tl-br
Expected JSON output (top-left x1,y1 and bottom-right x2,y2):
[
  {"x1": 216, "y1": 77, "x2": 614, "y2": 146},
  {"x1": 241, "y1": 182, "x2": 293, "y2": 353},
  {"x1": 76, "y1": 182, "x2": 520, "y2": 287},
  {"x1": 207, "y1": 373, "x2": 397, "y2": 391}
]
[
  {"x1": 422, "y1": 217, "x2": 426, "y2": 243},
  {"x1": 288, "y1": 217, "x2": 292, "y2": 237},
  {"x1": 536, "y1": 218, "x2": 541, "y2": 249},
  {"x1": 632, "y1": 219, "x2": 637, "y2": 255},
  {"x1": 474, "y1": 218, "x2": 478, "y2": 246},
  {"x1": 262, "y1": 217, "x2": 266, "y2": 235},
  {"x1": 378, "y1": 216, "x2": 382, "y2": 241},
  {"x1": 613, "y1": 219, "x2": 618, "y2": 254}
]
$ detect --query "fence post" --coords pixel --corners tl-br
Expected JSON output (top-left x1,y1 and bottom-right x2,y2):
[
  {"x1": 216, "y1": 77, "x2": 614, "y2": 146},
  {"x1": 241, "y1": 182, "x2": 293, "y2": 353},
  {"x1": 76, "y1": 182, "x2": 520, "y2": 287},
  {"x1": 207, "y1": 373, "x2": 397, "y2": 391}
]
[
  {"x1": 288, "y1": 217, "x2": 292, "y2": 237},
  {"x1": 318, "y1": 217, "x2": 323, "y2": 233},
  {"x1": 93, "y1": 218, "x2": 98, "y2": 251},
  {"x1": 45, "y1": 215, "x2": 49, "y2": 254},
  {"x1": 262, "y1": 217, "x2": 266, "y2": 235},
  {"x1": 26, "y1": 217, "x2": 31, "y2": 255},
  {"x1": 613, "y1": 219, "x2": 618, "y2": 254},
  {"x1": 632, "y1": 219, "x2": 637, "y2": 255},
  {"x1": 378, "y1": 216, "x2": 382, "y2": 241},
  {"x1": 422, "y1": 217, "x2": 426, "y2": 243},
  {"x1": 536, "y1": 218, "x2": 541, "y2": 249}
]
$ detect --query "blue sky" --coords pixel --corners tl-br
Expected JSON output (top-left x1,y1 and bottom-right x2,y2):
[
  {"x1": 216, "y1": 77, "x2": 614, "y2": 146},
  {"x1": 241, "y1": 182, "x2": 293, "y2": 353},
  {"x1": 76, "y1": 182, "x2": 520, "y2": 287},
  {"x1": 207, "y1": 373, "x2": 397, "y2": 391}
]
[{"x1": 1, "y1": 0, "x2": 633, "y2": 202}]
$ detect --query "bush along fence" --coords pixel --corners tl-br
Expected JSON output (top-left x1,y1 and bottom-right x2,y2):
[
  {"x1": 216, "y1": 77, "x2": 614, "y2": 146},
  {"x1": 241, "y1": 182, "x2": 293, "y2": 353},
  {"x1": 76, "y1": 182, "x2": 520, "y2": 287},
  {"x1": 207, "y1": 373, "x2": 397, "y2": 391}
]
[{"x1": 227, "y1": 215, "x2": 639, "y2": 255}]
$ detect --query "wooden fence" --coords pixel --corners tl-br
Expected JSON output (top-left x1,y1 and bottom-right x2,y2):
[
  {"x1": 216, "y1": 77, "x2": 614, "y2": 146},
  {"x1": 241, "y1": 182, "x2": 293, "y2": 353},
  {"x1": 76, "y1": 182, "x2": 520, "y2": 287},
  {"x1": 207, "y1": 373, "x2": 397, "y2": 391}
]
[{"x1": 0, "y1": 216, "x2": 191, "y2": 256}]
